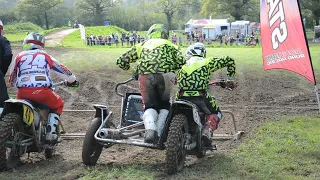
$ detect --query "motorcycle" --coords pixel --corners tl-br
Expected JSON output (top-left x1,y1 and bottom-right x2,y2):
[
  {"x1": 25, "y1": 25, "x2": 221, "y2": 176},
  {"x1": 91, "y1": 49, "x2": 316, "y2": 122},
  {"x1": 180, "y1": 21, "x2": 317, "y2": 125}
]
[
  {"x1": 0, "y1": 81, "x2": 74, "y2": 170},
  {"x1": 82, "y1": 78, "x2": 242, "y2": 174}
]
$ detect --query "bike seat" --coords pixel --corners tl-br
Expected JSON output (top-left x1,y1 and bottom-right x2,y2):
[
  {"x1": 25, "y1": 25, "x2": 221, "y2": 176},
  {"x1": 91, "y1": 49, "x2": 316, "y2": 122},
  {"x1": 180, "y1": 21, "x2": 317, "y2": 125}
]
[{"x1": 23, "y1": 100, "x2": 51, "y2": 110}]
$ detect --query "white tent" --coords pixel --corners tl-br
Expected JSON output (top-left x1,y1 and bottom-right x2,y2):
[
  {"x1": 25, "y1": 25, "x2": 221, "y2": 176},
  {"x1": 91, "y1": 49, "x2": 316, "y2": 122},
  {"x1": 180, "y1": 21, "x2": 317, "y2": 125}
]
[{"x1": 184, "y1": 19, "x2": 230, "y2": 39}]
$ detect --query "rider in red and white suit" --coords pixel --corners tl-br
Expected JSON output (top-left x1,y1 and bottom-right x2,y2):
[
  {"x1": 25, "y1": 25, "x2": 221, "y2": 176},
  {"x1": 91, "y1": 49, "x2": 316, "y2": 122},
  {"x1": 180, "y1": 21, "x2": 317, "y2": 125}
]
[{"x1": 9, "y1": 32, "x2": 78, "y2": 142}]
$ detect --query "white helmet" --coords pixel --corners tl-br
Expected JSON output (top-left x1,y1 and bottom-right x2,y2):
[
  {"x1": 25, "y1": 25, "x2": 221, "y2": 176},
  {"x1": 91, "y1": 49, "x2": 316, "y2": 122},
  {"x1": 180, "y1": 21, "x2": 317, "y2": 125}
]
[
  {"x1": 186, "y1": 42, "x2": 206, "y2": 60},
  {"x1": 23, "y1": 32, "x2": 45, "y2": 50}
]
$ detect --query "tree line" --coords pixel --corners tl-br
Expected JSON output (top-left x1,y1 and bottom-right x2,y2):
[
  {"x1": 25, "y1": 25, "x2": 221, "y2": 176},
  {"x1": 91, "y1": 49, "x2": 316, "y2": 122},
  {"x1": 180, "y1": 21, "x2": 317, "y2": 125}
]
[{"x1": 0, "y1": 0, "x2": 318, "y2": 31}]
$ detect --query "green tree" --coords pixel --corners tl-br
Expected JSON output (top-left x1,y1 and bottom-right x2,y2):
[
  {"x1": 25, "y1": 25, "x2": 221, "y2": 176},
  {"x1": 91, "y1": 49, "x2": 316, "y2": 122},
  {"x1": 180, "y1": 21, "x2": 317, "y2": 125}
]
[
  {"x1": 18, "y1": 0, "x2": 63, "y2": 29},
  {"x1": 76, "y1": 0, "x2": 116, "y2": 25},
  {"x1": 49, "y1": 5, "x2": 75, "y2": 27},
  {"x1": 300, "y1": 1, "x2": 320, "y2": 25},
  {"x1": 149, "y1": 0, "x2": 191, "y2": 30},
  {"x1": 201, "y1": 0, "x2": 259, "y2": 21}
]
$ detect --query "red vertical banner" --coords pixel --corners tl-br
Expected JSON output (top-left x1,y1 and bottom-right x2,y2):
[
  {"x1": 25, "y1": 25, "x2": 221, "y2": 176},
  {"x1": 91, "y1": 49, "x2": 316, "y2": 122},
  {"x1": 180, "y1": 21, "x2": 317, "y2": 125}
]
[{"x1": 260, "y1": 0, "x2": 316, "y2": 85}]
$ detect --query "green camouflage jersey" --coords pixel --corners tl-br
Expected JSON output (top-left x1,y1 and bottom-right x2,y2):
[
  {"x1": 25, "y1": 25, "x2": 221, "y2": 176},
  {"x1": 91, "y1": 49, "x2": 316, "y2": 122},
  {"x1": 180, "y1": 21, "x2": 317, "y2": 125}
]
[
  {"x1": 116, "y1": 38, "x2": 185, "y2": 75},
  {"x1": 177, "y1": 56, "x2": 236, "y2": 91}
]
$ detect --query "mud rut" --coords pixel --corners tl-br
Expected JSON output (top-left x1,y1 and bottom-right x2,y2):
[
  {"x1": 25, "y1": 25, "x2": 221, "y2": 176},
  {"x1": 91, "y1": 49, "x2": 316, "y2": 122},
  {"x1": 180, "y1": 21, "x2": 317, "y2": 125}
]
[{"x1": 5, "y1": 47, "x2": 319, "y2": 176}]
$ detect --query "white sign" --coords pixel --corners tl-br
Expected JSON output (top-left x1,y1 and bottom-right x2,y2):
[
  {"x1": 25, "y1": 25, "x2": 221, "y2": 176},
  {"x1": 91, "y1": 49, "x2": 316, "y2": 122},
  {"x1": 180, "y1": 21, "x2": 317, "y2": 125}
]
[{"x1": 79, "y1": 24, "x2": 86, "y2": 40}]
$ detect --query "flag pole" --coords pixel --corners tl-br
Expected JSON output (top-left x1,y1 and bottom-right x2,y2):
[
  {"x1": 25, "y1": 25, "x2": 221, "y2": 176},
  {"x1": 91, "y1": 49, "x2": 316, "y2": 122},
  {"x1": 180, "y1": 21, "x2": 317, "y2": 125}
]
[{"x1": 298, "y1": 0, "x2": 320, "y2": 113}]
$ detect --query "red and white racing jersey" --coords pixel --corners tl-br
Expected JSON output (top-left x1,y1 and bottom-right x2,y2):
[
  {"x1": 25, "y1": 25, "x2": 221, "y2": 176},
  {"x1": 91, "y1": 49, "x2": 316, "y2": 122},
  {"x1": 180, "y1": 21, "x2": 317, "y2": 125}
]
[{"x1": 9, "y1": 49, "x2": 76, "y2": 88}]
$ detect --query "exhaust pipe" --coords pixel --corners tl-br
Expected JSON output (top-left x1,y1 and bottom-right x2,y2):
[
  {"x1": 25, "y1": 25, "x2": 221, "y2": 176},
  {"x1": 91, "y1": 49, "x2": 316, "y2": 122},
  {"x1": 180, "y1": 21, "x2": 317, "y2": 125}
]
[{"x1": 99, "y1": 128, "x2": 109, "y2": 138}]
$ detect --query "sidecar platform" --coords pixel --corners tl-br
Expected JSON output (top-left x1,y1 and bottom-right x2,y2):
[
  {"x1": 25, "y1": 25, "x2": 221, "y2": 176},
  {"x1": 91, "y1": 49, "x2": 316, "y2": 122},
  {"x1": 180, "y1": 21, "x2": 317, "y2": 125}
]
[{"x1": 60, "y1": 109, "x2": 244, "y2": 142}]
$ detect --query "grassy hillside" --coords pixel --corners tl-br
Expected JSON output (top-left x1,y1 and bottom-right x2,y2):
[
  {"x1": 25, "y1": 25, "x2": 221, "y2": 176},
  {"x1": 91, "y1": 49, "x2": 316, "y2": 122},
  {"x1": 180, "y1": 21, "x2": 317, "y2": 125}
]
[
  {"x1": 5, "y1": 22, "x2": 43, "y2": 34},
  {"x1": 4, "y1": 22, "x2": 67, "y2": 42},
  {"x1": 62, "y1": 26, "x2": 128, "y2": 47},
  {"x1": 4, "y1": 22, "x2": 43, "y2": 42}
]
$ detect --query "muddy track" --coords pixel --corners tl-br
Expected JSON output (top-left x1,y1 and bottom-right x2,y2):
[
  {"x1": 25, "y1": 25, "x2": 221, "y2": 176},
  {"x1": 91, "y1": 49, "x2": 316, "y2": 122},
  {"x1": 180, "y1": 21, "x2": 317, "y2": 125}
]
[
  {"x1": 57, "y1": 67, "x2": 317, "y2": 167},
  {"x1": 46, "y1": 28, "x2": 78, "y2": 46},
  {"x1": 2, "y1": 47, "x2": 319, "y2": 178}
]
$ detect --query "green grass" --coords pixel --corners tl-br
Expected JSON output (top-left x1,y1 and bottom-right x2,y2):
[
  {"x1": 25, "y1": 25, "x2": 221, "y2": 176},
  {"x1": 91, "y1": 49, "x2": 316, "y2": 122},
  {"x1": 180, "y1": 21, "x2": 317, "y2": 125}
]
[
  {"x1": 5, "y1": 22, "x2": 43, "y2": 34},
  {"x1": 234, "y1": 116, "x2": 320, "y2": 180},
  {"x1": 80, "y1": 166, "x2": 156, "y2": 180},
  {"x1": 4, "y1": 22, "x2": 43, "y2": 42},
  {"x1": 78, "y1": 115, "x2": 320, "y2": 180},
  {"x1": 62, "y1": 26, "x2": 127, "y2": 47},
  {"x1": 53, "y1": 45, "x2": 320, "y2": 73},
  {"x1": 4, "y1": 22, "x2": 68, "y2": 42},
  {"x1": 4, "y1": 33, "x2": 28, "y2": 42}
]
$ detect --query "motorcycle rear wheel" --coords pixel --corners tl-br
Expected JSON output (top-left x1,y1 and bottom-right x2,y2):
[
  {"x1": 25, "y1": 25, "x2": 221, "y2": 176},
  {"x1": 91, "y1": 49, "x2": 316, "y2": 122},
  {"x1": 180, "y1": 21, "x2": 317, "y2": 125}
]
[{"x1": 165, "y1": 114, "x2": 188, "y2": 175}]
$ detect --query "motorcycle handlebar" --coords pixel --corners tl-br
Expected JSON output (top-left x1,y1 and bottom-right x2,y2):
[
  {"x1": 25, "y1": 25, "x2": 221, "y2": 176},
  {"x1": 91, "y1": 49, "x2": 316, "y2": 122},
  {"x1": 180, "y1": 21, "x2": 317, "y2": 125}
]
[{"x1": 115, "y1": 78, "x2": 134, "y2": 97}]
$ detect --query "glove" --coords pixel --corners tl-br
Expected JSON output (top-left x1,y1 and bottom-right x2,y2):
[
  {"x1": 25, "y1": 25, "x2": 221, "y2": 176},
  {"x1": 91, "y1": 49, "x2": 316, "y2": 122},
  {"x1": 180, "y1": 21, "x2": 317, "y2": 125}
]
[
  {"x1": 67, "y1": 80, "x2": 79, "y2": 87},
  {"x1": 132, "y1": 71, "x2": 139, "y2": 80},
  {"x1": 225, "y1": 77, "x2": 237, "y2": 90}
]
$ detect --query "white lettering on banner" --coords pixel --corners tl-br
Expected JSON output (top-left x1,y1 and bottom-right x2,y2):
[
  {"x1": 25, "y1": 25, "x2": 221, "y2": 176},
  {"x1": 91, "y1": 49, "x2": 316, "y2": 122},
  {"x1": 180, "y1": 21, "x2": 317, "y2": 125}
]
[
  {"x1": 267, "y1": 0, "x2": 288, "y2": 50},
  {"x1": 265, "y1": 48, "x2": 305, "y2": 65}
]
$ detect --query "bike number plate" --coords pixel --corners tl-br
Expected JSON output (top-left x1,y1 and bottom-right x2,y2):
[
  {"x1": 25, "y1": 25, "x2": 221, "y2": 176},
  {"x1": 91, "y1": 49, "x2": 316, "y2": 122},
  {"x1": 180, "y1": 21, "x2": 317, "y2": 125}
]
[{"x1": 23, "y1": 105, "x2": 34, "y2": 126}]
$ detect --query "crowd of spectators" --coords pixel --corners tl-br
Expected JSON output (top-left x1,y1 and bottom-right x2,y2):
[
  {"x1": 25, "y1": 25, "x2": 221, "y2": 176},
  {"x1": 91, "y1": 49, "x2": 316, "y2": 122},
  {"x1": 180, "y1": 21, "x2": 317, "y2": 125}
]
[
  {"x1": 217, "y1": 31, "x2": 259, "y2": 46},
  {"x1": 86, "y1": 29, "x2": 259, "y2": 47},
  {"x1": 86, "y1": 31, "x2": 146, "y2": 46}
]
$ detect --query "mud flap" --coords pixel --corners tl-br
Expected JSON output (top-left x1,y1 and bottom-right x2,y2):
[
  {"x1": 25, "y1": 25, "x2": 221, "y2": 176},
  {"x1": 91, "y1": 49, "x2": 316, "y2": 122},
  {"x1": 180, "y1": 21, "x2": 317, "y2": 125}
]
[{"x1": 93, "y1": 104, "x2": 108, "y2": 119}]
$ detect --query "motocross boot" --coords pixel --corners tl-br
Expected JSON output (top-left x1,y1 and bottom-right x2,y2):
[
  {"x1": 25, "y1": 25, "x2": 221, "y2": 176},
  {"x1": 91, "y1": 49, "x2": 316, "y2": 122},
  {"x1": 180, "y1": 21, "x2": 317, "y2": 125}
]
[
  {"x1": 202, "y1": 114, "x2": 220, "y2": 147},
  {"x1": 46, "y1": 113, "x2": 60, "y2": 143},
  {"x1": 143, "y1": 108, "x2": 158, "y2": 143},
  {"x1": 156, "y1": 109, "x2": 169, "y2": 138}
]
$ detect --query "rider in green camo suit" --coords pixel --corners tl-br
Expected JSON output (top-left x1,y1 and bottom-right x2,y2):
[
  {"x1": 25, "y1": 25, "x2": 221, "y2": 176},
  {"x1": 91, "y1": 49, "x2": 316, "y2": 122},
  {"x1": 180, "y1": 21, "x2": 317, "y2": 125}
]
[
  {"x1": 177, "y1": 42, "x2": 236, "y2": 147},
  {"x1": 116, "y1": 24, "x2": 186, "y2": 143}
]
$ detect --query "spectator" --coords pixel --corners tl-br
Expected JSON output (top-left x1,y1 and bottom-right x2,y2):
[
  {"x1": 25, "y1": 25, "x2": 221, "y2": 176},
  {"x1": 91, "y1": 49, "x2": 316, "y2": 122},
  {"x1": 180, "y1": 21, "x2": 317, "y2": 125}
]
[
  {"x1": 126, "y1": 34, "x2": 129, "y2": 46},
  {"x1": 187, "y1": 33, "x2": 191, "y2": 45},
  {"x1": 236, "y1": 32, "x2": 240, "y2": 45},
  {"x1": 115, "y1": 34, "x2": 119, "y2": 46},
  {"x1": 191, "y1": 31, "x2": 195, "y2": 41},
  {"x1": 172, "y1": 34, "x2": 177, "y2": 45},
  {"x1": 224, "y1": 35, "x2": 229, "y2": 45},
  {"x1": 219, "y1": 34, "x2": 223, "y2": 46},
  {"x1": 108, "y1": 35, "x2": 112, "y2": 46},
  {"x1": 200, "y1": 33, "x2": 203, "y2": 43},
  {"x1": 0, "y1": 20, "x2": 13, "y2": 112},
  {"x1": 129, "y1": 35, "x2": 134, "y2": 46},
  {"x1": 195, "y1": 32, "x2": 199, "y2": 42},
  {"x1": 121, "y1": 32, "x2": 126, "y2": 46},
  {"x1": 230, "y1": 36, "x2": 235, "y2": 46},
  {"x1": 178, "y1": 36, "x2": 182, "y2": 46},
  {"x1": 137, "y1": 35, "x2": 141, "y2": 43},
  {"x1": 241, "y1": 33, "x2": 245, "y2": 43},
  {"x1": 103, "y1": 36, "x2": 108, "y2": 45}
]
